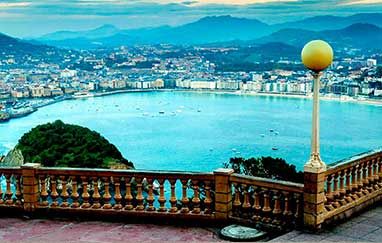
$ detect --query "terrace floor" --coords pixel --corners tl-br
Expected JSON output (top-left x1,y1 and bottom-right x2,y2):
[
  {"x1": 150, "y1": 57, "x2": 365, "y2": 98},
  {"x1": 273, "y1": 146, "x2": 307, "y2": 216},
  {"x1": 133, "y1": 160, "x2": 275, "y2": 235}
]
[
  {"x1": 270, "y1": 205, "x2": 382, "y2": 242},
  {"x1": 0, "y1": 206, "x2": 381, "y2": 242}
]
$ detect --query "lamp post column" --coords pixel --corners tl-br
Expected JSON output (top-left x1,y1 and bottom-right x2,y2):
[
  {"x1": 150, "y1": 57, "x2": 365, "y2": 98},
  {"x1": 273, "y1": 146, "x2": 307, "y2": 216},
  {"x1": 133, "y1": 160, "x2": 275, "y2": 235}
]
[
  {"x1": 305, "y1": 72, "x2": 326, "y2": 173},
  {"x1": 301, "y1": 39, "x2": 333, "y2": 231}
]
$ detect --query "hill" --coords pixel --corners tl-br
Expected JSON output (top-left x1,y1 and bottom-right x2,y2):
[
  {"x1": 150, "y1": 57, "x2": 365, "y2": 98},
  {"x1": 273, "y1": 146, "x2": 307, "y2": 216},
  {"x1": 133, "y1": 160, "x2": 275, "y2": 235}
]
[
  {"x1": 256, "y1": 23, "x2": 382, "y2": 49},
  {"x1": 35, "y1": 13, "x2": 382, "y2": 49},
  {"x1": 275, "y1": 13, "x2": 382, "y2": 31},
  {"x1": 37, "y1": 15, "x2": 272, "y2": 48},
  {"x1": 15, "y1": 120, "x2": 134, "y2": 169},
  {"x1": 40, "y1": 24, "x2": 121, "y2": 41},
  {"x1": 0, "y1": 32, "x2": 54, "y2": 56}
]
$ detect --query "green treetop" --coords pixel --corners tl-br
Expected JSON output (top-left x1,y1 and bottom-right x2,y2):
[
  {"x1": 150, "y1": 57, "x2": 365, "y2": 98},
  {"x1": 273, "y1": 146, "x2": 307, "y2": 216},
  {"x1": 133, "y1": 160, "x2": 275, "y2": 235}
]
[{"x1": 17, "y1": 120, "x2": 134, "y2": 169}]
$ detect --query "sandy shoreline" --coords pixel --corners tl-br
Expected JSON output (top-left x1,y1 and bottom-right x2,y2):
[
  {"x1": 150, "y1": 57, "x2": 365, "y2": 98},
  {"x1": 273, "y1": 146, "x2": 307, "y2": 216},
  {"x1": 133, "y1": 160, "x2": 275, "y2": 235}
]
[{"x1": 173, "y1": 89, "x2": 382, "y2": 106}]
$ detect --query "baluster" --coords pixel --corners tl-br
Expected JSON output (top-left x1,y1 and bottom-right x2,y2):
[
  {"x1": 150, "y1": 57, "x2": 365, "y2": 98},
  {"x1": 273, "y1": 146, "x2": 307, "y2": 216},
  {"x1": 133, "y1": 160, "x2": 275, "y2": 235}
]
[
  {"x1": 356, "y1": 164, "x2": 364, "y2": 197},
  {"x1": 113, "y1": 177, "x2": 122, "y2": 210},
  {"x1": 124, "y1": 177, "x2": 133, "y2": 210},
  {"x1": 80, "y1": 176, "x2": 91, "y2": 208},
  {"x1": 50, "y1": 176, "x2": 59, "y2": 207},
  {"x1": 5, "y1": 174, "x2": 13, "y2": 205},
  {"x1": 350, "y1": 167, "x2": 359, "y2": 200},
  {"x1": 362, "y1": 162, "x2": 369, "y2": 194},
  {"x1": 262, "y1": 189, "x2": 272, "y2": 223},
  {"x1": 282, "y1": 192, "x2": 293, "y2": 225},
  {"x1": 294, "y1": 193, "x2": 302, "y2": 225},
  {"x1": 367, "y1": 160, "x2": 374, "y2": 192},
  {"x1": 338, "y1": 171, "x2": 346, "y2": 205},
  {"x1": 180, "y1": 179, "x2": 189, "y2": 213},
  {"x1": 242, "y1": 184, "x2": 251, "y2": 218},
  {"x1": 272, "y1": 190, "x2": 282, "y2": 225},
  {"x1": 332, "y1": 173, "x2": 340, "y2": 208},
  {"x1": 169, "y1": 179, "x2": 178, "y2": 213},
  {"x1": 252, "y1": 187, "x2": 261, "y2": 221},
  {"x1": 91, "y1": 177, "x2": 101, "y2": 209},
  {"x1": 344, "y1": 169, "x2": 353, "y2": 202},
  {"x1": 372, "y1": 159, "x2": 379, "y2": 189},
  {"x1": 0, "y1": 173, "x2": 3, "y2": 204},
  {"x1": 204, "y1": 181, "x2": 212, "y2": 215},
  {"x1": 39, "y1": 175, "x2": 48, "y2": 206},
  {"x1": 14, "y1": 174, "x2": 22, "y2": 206},
  {"x1": 191, "y1": 180, "x2": 201, "y2": 214},
  {"x1": 146, "y1": 178, "x2": 155, "y2": 211},
  {"x1": 135, "y1": 177, "x2": 144, "y2": 211},
  {"x1": 156, "y1": 179, "x2": 166, "y2": 212},
  {"x1": 326, "y1": 175, "x2": 333, "y2": 201},
  {"x1": 232, "y1": 183, "x2": 242, "y2": 217},
  {"x1": 102, "y1": 177, "x2": 112, "y2": 209},
  {"x1": 70, "y1": 176, "x2": 80, "y2": 208},
  {"x1": 60, "y1": 176, "x2": 69, "y2": 207}
]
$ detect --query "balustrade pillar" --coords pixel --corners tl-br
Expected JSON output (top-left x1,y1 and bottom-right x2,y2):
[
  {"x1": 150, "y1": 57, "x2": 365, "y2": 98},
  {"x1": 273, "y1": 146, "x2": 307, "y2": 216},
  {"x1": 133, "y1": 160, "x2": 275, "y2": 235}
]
[
  {"x1": 213, "y1": 168, "x2": 234, "y2": 221},
  {"x1": 21, "y1": 163, "x2": 41, "y2": 213},
  {"x1": 303, "y1": 170, "x2": 326, "y2": 231}
]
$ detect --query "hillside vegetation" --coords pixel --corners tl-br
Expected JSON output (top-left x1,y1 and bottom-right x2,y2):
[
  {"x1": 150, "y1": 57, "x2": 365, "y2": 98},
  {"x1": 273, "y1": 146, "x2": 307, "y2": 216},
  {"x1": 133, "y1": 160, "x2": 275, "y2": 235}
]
[{"x1": 16, "y1": 120, "x2": 133, "y2": 169}]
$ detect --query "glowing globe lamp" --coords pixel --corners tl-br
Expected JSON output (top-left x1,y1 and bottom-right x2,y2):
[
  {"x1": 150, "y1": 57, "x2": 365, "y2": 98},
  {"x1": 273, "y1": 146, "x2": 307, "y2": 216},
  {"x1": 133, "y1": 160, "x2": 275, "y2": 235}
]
[{"x1": 301, "y1": 40, "x2": 333, "y2": 72}]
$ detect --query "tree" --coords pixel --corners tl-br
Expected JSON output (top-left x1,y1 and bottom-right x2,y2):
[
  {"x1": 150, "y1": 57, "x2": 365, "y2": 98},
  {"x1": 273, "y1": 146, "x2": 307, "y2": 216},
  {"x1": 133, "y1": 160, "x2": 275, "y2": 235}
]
[
  {"x1": 17, "y1": 120, "x2": 134, "y2": 169},
  {"x1": 223, "y1": 156, "x2": 303, "y2": 183}
]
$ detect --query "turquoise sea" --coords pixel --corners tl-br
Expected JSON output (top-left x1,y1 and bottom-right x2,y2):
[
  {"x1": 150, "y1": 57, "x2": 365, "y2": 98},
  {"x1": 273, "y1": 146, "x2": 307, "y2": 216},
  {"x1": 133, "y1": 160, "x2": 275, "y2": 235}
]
[{"x1": 0, "y1": 91, "x2": 381, "y2": 172}]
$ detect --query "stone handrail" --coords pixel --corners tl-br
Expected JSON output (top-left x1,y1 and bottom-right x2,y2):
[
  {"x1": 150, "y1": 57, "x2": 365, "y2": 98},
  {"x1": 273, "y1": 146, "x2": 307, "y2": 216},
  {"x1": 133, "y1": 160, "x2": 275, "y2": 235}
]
[
  {"x1": 322, "y1": 149, "x2": 382, "y2": 223},
  {"x1": 229, "y1": 173, "x2": 304, "y2": 230},
  {"x1": 1, "y1": 149, "x2": 381, "y2": 232}
]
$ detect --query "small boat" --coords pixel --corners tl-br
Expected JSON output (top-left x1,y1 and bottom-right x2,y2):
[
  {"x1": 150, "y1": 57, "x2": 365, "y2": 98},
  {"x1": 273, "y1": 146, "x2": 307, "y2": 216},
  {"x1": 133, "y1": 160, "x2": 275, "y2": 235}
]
[
  {"x1": 274, "y1": 131, "x2": 279, "y2": 135},
  {"x1": 272, "y1": 147, "x2": 279, "y2": 151},
  {"x1": 232, "y1": 148, "x2": 237, "y2": 152},
  {"x1": 260, "y1": 134, "x2": 265, "y2": 137},
  {"x1": 270, "y1": 129, "x2": 274, "y2": 132},
  {"x1": 159, "y1": 111, "x2": 165, "y2": 114},
  {"x1": 197, "y1": 109, "x2": 202, "y2": 112}
]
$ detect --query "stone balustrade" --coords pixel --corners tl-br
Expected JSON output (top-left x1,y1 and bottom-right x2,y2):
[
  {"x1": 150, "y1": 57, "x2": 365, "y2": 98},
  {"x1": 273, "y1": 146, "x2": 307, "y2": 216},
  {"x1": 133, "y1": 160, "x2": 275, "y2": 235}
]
[
  {"x1": 229, "y1": 173, "x2": 304, "y2": 230},
  {"x1": 34, "y1": 167, "x2": 215, "y2": 220},
  {"x1": 322, "y1": 149, "x2": 382, "y2": 224},
  {"x1": 1, "y1": 149, "x2": 382, "y2": 231}
]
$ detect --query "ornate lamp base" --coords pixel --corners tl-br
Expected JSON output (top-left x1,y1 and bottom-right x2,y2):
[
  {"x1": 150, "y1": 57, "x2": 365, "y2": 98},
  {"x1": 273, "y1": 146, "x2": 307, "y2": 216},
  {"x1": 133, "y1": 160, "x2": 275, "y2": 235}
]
[{"x1": 304, "y1": 154, "x2": 326, "y2": 173}]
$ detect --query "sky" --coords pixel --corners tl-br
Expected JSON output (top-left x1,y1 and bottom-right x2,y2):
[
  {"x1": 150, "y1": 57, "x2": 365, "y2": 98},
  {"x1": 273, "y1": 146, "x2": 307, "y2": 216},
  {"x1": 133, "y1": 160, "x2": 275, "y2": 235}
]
[{"x1": 0, "y1": 0, "x2": 382, "y2": 37}]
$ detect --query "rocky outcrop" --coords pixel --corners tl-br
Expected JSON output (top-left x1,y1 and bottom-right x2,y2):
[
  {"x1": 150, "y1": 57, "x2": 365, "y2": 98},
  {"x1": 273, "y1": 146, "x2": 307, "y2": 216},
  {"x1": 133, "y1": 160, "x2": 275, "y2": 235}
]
[{"x1": 1, "y1": 148, "x2": 24, "y2": 167}]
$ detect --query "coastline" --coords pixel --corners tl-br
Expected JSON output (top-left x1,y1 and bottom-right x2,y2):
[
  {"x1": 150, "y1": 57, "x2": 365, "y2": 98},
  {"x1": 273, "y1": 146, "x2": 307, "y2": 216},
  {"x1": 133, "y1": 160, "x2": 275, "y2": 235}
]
[
  {"x1": 173, "y1": 89, "x2": 382, "y2": 106},
  {"x1": 1, "y1": 88, "x2": 381, "y2": 123}
]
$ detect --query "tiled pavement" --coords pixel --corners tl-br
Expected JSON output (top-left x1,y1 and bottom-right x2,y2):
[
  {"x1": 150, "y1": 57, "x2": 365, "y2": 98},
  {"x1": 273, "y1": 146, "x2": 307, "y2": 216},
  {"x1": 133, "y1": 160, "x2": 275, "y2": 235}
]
[
  {"x1": 0, "y1": 217, "x2": 223, "y2": 243},
  {"x1": 1, "y1": 206, "x2": 382, "y2": 242},
  {"x1": 270, "y1": 206, "x2": 382, "y2": 242}
]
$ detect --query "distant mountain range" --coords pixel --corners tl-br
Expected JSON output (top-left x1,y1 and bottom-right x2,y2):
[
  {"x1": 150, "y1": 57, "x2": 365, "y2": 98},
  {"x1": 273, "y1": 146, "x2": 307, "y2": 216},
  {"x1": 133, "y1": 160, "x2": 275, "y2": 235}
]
[
  {"x1": 34, "y1": 13, "x2": 382, "y2": 50},
  {"x1": 0, "y1": 33, "x2": 52, "y2": 56},
  {"x1": 255, "y1": 23, "x2": 382, "y2": 49}
]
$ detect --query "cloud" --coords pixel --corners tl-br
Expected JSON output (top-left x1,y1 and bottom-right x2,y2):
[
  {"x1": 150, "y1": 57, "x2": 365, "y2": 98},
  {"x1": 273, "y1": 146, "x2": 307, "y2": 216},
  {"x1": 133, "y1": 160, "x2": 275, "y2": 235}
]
[
  {"x1": 341, "y1": 0, "x2": 382, "y2": 5},
  {"x1": 1, "y1": 0, "x2": 382, "y2": 37},
  {"x1": 0, "y1": 2, "x2": 31, "y2": 8}
]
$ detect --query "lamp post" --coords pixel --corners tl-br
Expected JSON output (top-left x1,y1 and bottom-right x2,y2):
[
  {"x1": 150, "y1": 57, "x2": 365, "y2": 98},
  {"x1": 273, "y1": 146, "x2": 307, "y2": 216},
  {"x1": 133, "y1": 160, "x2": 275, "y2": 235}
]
[{"x1": 301, "y1": 40, "x2": 333, "y2": 173}]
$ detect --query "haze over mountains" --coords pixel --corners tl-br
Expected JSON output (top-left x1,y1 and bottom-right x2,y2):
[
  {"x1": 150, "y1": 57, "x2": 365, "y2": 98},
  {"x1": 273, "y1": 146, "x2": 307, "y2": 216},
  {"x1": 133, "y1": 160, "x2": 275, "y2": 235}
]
[
  {"x1": 1, "y1": 13, "x2": 382, "y2": 54},
  {"x1": 33, "y1": 13, "x2": 382, "y2": 50}
]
